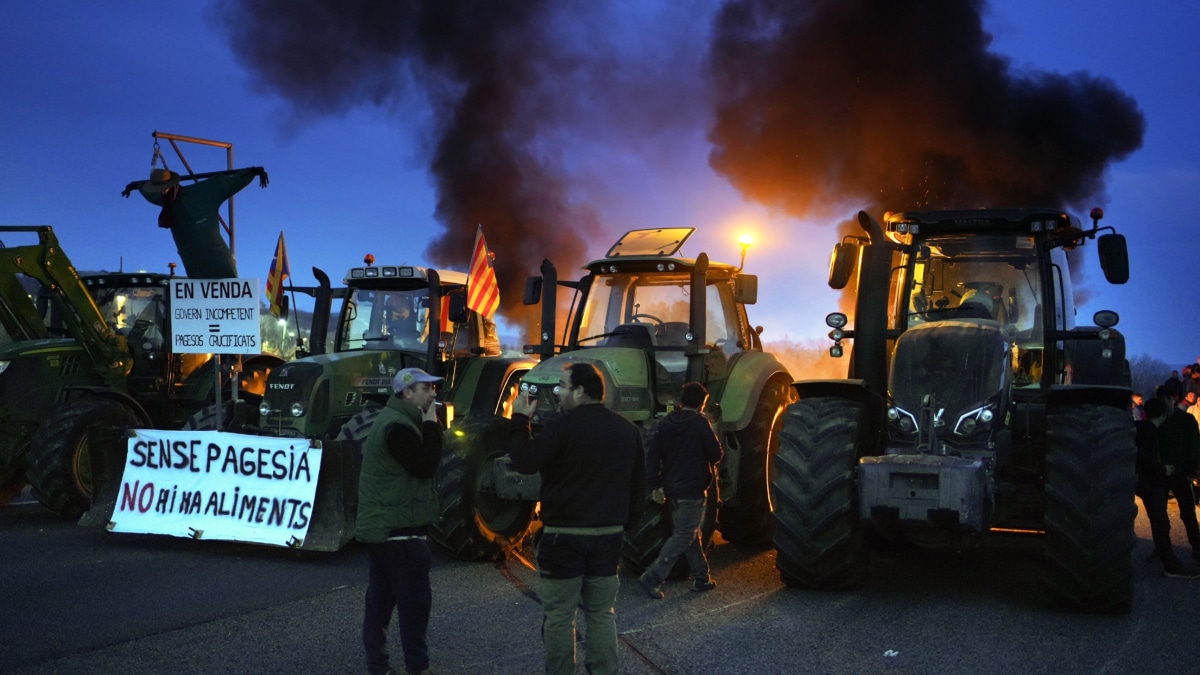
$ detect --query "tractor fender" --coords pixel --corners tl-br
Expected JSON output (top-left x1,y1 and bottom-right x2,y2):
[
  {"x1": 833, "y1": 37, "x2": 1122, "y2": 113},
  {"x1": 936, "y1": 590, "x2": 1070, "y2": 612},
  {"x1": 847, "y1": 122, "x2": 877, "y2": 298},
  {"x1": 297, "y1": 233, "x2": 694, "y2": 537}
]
[
  {"x1": 60, "y1": 387, "x2": 153, "y2": 427},
  {"x1": 1046, "y1": 383, "x2": 1132, "y2": 411},
  {"x1": 447, "y1": 357, "x2": 536, "y2": 420},
  {"x1": 716, "y1": 351, "x2": 791, "y2": 432}
]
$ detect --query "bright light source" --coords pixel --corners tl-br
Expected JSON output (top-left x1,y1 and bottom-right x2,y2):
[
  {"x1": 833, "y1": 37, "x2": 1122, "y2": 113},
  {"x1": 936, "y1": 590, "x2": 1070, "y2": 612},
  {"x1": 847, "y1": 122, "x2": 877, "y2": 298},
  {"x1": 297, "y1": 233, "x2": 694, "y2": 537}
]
[{"x1": 739, "y1": 235, "x2": 754, "y2": 247}]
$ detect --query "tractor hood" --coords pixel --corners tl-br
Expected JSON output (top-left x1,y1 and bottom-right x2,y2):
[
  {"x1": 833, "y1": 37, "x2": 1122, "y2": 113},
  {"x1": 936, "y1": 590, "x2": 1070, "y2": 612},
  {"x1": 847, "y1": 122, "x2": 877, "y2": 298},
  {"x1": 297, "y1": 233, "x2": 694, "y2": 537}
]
[
  {"x1": 889, "y1": 320, "x2": 1011, "y2": 426},
  {"x1": 521, "y1": 347, "x2": 654, "y2": 422}
]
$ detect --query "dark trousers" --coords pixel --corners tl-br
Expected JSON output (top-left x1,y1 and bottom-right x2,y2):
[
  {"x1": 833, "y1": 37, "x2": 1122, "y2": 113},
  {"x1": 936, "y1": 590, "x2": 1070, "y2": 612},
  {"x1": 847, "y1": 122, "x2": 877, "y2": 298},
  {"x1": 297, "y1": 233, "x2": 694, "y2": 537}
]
[
  {"x1": 1165, "y1": 472, "x2": 1200, "y2": 550},
  {"x1": 364, "y1": 539, "x2": 433, "y2": 675},
  {"x1": 643, "y1": 497, "x2": 711, "y2": 586},
  {"x1": 1139, "y1": 480, "x2": 1180, "y2": 567}
]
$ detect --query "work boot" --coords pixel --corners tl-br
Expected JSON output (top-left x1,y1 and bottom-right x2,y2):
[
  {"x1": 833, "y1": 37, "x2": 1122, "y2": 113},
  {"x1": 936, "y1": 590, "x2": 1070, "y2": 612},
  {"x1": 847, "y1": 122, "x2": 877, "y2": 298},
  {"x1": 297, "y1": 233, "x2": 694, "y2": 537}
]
[
  {"x1": 637, "y1": 573, "x2": 664, "y2": 599},
  {"x1": 690, "y1": 578, "x2": 716, "y2": 592}
]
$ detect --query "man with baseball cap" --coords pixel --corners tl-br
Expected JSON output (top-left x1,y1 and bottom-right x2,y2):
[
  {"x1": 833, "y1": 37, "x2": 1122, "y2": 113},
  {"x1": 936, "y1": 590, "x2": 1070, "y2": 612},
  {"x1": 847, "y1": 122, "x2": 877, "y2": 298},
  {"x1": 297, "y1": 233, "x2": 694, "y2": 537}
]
[{"x1": 356, "y1": 366, "x2": 444, "y2": 675}]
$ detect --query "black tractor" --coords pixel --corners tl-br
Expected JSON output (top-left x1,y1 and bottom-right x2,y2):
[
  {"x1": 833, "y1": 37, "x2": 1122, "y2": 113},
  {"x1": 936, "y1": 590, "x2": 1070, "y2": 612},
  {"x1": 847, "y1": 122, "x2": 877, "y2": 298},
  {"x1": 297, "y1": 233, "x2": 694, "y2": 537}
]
[{"x1": 772, "y1": 208, "x2": 1136, "y2": 612}]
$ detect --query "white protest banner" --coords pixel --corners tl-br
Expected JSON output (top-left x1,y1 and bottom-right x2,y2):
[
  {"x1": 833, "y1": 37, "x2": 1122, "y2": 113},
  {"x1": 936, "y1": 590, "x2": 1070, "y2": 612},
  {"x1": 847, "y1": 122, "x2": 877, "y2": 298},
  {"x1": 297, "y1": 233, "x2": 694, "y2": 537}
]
[
  {"x1": 110, "y1": 429, "x2": 322, "y2": 548},
  {"x1": 169, "y1": 278, "x2": 261, "y2": 354}
]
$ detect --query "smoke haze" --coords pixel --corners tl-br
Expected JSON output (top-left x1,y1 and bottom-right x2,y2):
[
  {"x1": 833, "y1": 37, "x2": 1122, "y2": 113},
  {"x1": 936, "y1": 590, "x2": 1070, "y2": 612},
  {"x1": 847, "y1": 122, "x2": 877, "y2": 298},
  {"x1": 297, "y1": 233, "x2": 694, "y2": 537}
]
[{"x1": 706, "y1": 0, "x2": 1146, "y2": 217}]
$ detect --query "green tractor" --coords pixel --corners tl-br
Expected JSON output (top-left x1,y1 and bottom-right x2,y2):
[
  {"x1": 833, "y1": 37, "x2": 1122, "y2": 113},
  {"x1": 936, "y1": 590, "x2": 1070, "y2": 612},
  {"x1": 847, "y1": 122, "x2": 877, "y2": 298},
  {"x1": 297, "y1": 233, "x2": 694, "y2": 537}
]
[
  {"x1": 242, "y1": 258, "x2": 535, "y2": 552},
  {"x1": 509, "y1": 227, "x2": 793, "y2": 571},
  {"x1": 772, "y1": 208, "x2": 1136, "y2": 612},
  {"x1": 0, "y1": 225, "x2": 283, "y2": 518}
]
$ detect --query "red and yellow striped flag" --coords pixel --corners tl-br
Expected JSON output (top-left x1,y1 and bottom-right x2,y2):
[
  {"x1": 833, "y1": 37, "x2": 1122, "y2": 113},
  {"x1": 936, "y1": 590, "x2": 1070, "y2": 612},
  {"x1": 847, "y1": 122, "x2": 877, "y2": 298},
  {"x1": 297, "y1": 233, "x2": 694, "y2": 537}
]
[
  {"x1": 265, "y1": 231, "x2": 290, "y2": 318},
  {"x1": 466, "y1": 225, "x2": 500, "y2": 320}
]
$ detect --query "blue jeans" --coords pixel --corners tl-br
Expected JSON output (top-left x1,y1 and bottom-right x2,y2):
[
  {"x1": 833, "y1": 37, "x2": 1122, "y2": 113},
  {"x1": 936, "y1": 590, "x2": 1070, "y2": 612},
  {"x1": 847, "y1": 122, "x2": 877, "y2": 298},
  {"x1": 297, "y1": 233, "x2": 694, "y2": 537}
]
[
  {"x1": 363, "y1": 539, "x2": 432, "y2": 675},
  {"x1": 643, "y1": 497, "x2": 710, "y2": 586}
]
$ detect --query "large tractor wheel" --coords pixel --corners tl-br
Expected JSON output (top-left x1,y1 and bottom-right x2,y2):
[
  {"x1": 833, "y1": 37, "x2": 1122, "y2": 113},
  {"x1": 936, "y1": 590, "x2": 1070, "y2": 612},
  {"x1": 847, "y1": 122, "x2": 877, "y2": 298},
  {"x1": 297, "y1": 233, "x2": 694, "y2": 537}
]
[
  {"x1": 1044, "y1": 403, "x2": 1136, "y2": 612},
  {"x1": 336, "y1": 406, "x2": 381, "y2": 442},
  {"x1": 27, "y1": 399, "x2": 140, "y2": 519},
  {"x1": 430, "y1": 418, "x2": 537, "y2": 561},
  {"x1": 717, "y1": 376, "x2": 791, "y2": 546},
  {"x1": 771, "y1": 396, "x2": 867, "y2": 590}
]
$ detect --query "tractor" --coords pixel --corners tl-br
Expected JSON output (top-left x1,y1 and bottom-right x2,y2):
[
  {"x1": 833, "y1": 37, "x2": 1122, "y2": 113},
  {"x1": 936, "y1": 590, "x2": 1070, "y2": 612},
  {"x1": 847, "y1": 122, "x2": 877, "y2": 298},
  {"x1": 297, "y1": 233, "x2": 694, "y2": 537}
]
[
  {"x1": 771, "y1": 208, "x2": 1136, "y2": 612},
  {"x1": 508, "y1": 227, "x2": 793, "y2": 571},
  {"x1": 0, "y1": 225, "x2": 283, "y2": 518},
  {"x1": 231, "y1": 258, "x2": 535, "y2": 552}
]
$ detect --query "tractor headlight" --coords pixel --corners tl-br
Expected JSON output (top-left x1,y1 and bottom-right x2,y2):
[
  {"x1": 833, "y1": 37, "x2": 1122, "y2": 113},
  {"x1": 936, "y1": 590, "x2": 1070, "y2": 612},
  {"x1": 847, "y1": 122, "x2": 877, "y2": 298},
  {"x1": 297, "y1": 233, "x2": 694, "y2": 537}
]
[
  {"x1": 259, "y1": 400, "x2": 273, "y2": 416},
  {"x1": 888, "y1": 406, "x2": 918, "y2": 434},
  {"x1": 0, "y1": 360, "x2": 9, "y2": 376},
  {"x1": 290, "y1": 402, "x2": 306, "y2": 417},
  {"x1": 953, "y1": 405, "x2": 996, "y2": 436}
]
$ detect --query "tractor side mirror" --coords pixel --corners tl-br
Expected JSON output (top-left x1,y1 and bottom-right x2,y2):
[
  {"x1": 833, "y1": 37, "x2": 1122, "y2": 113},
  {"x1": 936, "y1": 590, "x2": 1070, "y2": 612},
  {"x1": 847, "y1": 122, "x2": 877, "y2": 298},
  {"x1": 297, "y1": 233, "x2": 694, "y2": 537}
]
[
  {"x1": 828, "y1": 242, "x2": 858, "y2": 290},
  {"x1": 1097, "y1": 233, "x2": 1129, "y2": 285},
  {"x1": 447, "y1": 291, "x2": 469, "y2": 324},
  {"x1": 523, "y1": 276, "x2": 543, "y2": 305},
  {"x1": 734, "y1": 274, "x2": 758, "y2": 305}
]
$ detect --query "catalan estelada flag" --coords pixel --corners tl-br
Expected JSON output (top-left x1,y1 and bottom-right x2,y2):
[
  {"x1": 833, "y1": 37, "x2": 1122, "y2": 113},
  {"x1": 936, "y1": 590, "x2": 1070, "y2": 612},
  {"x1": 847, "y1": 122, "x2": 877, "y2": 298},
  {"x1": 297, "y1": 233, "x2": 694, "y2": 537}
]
[
  {"x1": 265, "y1": 231, "x2": 290, "y2": 318},
  {"x1": 467, "y1": 225, "x2": 500, "y2": 320}
]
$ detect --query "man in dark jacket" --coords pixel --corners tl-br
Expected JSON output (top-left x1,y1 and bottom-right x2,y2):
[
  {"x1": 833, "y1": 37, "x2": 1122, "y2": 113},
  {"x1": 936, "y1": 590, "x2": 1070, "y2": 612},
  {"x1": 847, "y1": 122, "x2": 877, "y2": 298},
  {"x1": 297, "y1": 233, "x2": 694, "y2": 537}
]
[
  {"x1": 1138, "y1": 397, "x2": 1199, "y2": 577},
  {"x1": 128, "y1": 166, "x2": 268, "y2": 279},
  {"x1": 506, "y1": 362, "x2": 645, "y2": 675},
  {"x1": 638, "y1": 382, "x2": 723, "y2": 598},
  {"x1": 1154, "y1": 386, "x2": 1200, "y2": 560},
  {"x1": 356, "y1": 367, "x2": 443, "y2": 675}
]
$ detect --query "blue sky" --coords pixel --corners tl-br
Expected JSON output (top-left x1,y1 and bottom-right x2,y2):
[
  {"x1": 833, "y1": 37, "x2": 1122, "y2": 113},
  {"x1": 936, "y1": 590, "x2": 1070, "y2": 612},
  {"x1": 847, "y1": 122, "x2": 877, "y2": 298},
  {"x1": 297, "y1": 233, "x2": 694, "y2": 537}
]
[{"x1": 2, "y1": 1, "x2": 1198, "y2": 371}]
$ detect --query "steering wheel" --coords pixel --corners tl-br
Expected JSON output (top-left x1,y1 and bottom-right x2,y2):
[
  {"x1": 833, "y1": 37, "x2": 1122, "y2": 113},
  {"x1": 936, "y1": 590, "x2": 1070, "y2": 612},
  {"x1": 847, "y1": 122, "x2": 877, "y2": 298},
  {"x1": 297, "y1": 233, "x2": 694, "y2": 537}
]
[{"x1": 630, "y1": 313, "x2": 664, "y2": 327}]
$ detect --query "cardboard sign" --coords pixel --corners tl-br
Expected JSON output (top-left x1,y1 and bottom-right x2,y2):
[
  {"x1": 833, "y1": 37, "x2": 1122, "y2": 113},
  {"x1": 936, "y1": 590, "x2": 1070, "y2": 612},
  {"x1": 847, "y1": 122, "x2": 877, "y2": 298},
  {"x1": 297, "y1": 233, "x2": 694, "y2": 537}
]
[
  {"x1": 169, "y1": 278, "x2": 262, "y2": 354},
  {"x1": 110, "y1": 429, "x2": 322, "y2": 548}
]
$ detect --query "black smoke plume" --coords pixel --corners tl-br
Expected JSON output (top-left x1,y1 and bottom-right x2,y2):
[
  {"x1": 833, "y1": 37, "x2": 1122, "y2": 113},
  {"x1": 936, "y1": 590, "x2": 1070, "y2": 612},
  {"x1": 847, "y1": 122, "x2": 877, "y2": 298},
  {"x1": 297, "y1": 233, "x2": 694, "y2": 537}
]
[
  {"x1": 706, "y1": 0, "x2": 1146, "y2": 217},
  {"x1": 214, "y1": 0, "x2": 602, "y2": 329}
]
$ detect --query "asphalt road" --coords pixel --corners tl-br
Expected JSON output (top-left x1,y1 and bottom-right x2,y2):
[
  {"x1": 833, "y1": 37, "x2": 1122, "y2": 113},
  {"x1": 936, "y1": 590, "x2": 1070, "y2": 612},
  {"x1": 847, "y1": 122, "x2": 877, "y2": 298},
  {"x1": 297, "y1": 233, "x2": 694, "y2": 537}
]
[{"x1": 3, "y1": 488, "x2": 1200, "y2": 675}]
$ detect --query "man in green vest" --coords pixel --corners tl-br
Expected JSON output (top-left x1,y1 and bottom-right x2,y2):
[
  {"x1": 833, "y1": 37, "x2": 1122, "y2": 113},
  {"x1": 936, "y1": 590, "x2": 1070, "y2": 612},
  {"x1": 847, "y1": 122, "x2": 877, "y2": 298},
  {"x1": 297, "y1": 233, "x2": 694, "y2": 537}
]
[{"x1": 356, "y1": 367, "x2": 443, "y2": 675}]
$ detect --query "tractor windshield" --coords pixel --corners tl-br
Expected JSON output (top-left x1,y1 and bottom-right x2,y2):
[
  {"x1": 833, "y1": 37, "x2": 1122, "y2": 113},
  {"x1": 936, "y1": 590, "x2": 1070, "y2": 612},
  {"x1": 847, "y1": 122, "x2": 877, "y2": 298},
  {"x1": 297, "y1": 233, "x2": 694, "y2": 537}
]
[
  {"x1": 338, "y1": 287, "x2": 431, "y2": 352},
  {"x1": 578, "y1": 273, "x2": 743, "y2": 353},
  {"x1": 92, "y1": 285, "x2": 168, "y2": 350},
  {"x1": 899, "y1": 234, "x2": 1042, "y2": 338}
]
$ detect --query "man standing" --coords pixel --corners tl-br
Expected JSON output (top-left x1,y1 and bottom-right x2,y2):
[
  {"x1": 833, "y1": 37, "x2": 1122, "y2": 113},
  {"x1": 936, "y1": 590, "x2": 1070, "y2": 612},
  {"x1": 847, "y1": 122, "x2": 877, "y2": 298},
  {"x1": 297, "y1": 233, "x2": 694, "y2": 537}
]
[
  {"x1": 1138, "y1": 397, "x2": 1200, "y2": 578},
  {"x1": 126, "y1": 166, "x2": 268, "y2": 279},
  {"x1": 638, "y1": 382, "x2": 723, "y2": 598},
  {"x1": 505, "y1": 362, "x2": 645, "y2": 675},
  {"x1": 1154, "y1": 386, "x2": 1200, "y2": 560},
  {"x1": 356, "y1": 367, "x2": 443, "y2": 675}
]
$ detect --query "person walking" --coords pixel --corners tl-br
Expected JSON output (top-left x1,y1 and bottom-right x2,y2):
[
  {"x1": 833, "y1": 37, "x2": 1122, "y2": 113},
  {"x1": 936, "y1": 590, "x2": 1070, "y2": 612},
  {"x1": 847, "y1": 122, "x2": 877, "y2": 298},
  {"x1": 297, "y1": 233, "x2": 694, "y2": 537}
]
[
  {"x1": 638, "y1": 382, "x2": 723, "y2": 598},
  {"x1": 1138, "y1": 397, "x2": 1200, "y2": 578},
  {"x1": 505, "y1": 363, "x2": 645, "y2": 675},
  {"x1": 1154, "y1": 386, "x2": 1200, "y2": 559},
  {"x1": 356, "y1": 367, "x2": 444, "y2": 675}
]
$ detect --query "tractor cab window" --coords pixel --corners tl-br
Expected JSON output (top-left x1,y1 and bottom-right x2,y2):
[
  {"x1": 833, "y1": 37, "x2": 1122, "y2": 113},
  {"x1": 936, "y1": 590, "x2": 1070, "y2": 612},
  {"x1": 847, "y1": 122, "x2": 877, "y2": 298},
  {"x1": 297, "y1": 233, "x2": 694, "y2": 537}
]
[
  {"x1": 900, "y1": 234, "x2": 1047, "y2": 387},
  {"x1": 339, "y1": 288, "x2": 429, "y2": 351},
  {"x1": 93, "y1": 286, "x2": 168, "y2": 350},
  {"x1": 901, "y1": 235, "x2": 1042, "y2": 336}
]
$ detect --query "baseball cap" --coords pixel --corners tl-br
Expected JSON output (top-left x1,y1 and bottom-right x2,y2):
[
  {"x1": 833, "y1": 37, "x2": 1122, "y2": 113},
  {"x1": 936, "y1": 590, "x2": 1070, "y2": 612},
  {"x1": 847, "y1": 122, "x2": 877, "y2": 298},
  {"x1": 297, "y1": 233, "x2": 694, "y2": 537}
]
[{"x1": 393, "y1": 367, "x2": 444, "y2": 392}]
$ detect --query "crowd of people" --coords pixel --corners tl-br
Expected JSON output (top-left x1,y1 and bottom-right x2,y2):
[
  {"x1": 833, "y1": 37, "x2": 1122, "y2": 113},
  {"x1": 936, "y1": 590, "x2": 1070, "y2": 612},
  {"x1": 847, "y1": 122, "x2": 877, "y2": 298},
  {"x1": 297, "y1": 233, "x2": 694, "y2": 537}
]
[{"x1": 1133, "y1": 358, "x2": 1200, "y2": 579}]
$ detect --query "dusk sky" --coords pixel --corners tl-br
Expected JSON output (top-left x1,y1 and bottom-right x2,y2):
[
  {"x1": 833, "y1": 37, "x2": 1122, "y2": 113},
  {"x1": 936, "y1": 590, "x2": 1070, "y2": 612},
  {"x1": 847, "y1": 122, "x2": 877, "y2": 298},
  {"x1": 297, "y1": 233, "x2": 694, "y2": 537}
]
[{"x1": 3, "y1": 1, "x2": 1198, "y2": 373}]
